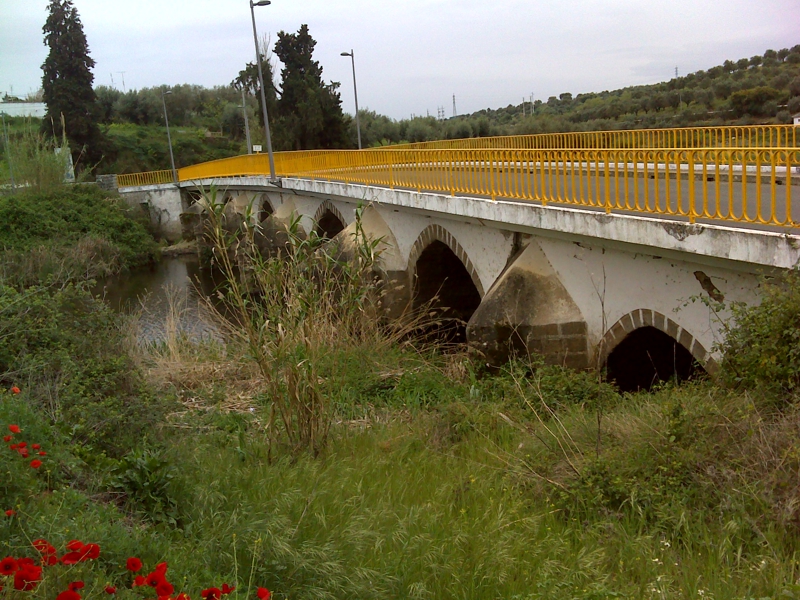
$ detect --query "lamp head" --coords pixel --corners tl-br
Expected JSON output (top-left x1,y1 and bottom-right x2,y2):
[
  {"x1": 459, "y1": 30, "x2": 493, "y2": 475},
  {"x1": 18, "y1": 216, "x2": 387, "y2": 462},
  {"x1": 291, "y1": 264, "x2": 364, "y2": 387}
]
[
  {"x1": 252, "y1": 0, "x2": 271, "y2": 6},
  {"x1": 163, "y1": 90, "x2": 173, "y2": 96},
  {"x1": 341, "y1": 52, "x2": 352, "y2": 57}
]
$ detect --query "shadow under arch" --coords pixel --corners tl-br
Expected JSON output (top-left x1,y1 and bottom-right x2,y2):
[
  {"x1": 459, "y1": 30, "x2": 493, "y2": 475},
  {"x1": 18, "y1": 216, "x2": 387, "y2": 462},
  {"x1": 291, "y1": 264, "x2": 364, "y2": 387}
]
[
  {"x1": 597, "y1": 309, "x2": 717, "y2": 392},
  {"x1": 258, "y1": 194, "x2": 275, "y2": 223},
  {"x1": 408, "y1": 224, "x2": 484, "y2": 343},
  {"x1": 313, "y1": 200, "x2": 347, "y2": 240}
]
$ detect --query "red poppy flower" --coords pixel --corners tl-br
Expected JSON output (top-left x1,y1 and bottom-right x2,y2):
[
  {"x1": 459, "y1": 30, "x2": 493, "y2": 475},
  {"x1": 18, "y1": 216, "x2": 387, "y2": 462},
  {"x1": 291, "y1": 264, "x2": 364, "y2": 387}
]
[
  {"x1": 17, "y1": 441, "x2": 26, "y2": 448},
  {"x1": 43, "y1": 554, "x2": 59, "y2": 566},
  {"x1": 20, "y1": 450, "x2": 29, "y2": 459},
  {"x1": 38, "y1": 451, "x2": 47, "y2": 456},
  {"x1": 221, "y1": 584, "x2": 235, "y2": 595},
  {"x1": 56, "y1": 590, "x2": 81, "y2": 600},
  {"x1": 256, "y1": 588, "x2": 270, "y2": 600},
  {"x1": 82, "y1": 544, "x2": 100, "y2": 560},
  {"x1": 69, "y1": 581, "x2": 85, "y2": 591},
  {"x1": 156, "y1": 581, "x2": 174, "y2": 597},
  {"x1": 8, "y1": 425, "x2": 20, "y2": 434},
  {"x1": 146, "y1": 571, "x2": 166, "y2": 588},
  {"x1": 133, "y1": 576, "x2": 146, "y2": 587},
  {"x1": 61, "y1": 552, "x2": 84, "y2": 565},
  {"x1": 17, "y1": 558, "x2": 34, "y2": 567},
  {"x1": 32, "y1": 539, "x2": 50, "y2": 553},
  {"x1": 66, "y1": 540, "x2": 84, "y2": 552},
  {"x1": 10, "y1": 387, "x2": 20, "y2": 394},
  {"x1": 176, "y1": 593, "x2": 191, "y2": 600},
  {"x1": 9, "y1": 444, "x2": 17, "y2": 450},
  {"x1": 105, "y1": 587, "x2": 117, "y2": 595},
  {"x1": 31, "y1": 444, "x2": 40, "y2": 450},
  {"x1": 3, "y1": 435, "x2": 11, "y2": 442},
  {"x1": 3, "y1": 510, "x2": 14, "y2": 517},
  {"x1": 155, "y1": 561, "x2": 168, "y2": 574},
  {"x1": 201, "y1": 587, "x2": 221, "y2": 600},
  {"x1": 29, "y1": 459, "x2": 42, "y2": 469},
  {"x1": 13, "y1": 564, "x2": 42, "y2": 591},
  {"x1": 126, "y1": 557, "x2": 143, "y2": 572},
  {"x1": 0, "y1": 557, "x2": 17, "y2": 576}
]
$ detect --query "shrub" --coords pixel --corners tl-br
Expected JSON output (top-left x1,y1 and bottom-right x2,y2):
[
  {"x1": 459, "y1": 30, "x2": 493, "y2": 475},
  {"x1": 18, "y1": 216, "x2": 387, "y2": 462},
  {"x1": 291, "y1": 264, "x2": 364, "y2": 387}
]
[
  {"x1": 720, "y1": 270, "x2": 800, "y2": 396},
  {"x1": 0, "y1": 284, "x2": 168, "y2": 457}
]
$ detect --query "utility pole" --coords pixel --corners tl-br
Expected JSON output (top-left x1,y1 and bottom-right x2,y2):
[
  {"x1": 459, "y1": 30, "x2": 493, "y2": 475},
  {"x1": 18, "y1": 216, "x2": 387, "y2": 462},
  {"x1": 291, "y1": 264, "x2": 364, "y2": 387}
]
[
  {"x1": 117, "y1": 71, "x2": 126, "y2": 92},
  {"x1": 452, "y1": 94, "x2": 457, "y2": 118}
]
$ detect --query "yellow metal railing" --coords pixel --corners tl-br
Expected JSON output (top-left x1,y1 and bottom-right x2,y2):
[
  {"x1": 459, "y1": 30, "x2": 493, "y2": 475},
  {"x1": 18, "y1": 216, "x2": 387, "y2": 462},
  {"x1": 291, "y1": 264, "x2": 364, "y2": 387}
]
[
  {"x1": 177, "y1": 146, "x2": 800, "y2": 228},
  {"x1": 393, "y1": 124, "x2": 798, "y2": 151},
  {"x1": 117, "y1": 170, "x2": 174, "y2": 187}
]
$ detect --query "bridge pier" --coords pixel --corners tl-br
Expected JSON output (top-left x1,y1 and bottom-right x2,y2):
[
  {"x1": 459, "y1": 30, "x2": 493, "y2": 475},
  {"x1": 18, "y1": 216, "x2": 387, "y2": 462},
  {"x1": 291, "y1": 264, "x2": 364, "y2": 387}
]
[{"x1": 466, "y1": 239, "x2": 590, "y2": 368}]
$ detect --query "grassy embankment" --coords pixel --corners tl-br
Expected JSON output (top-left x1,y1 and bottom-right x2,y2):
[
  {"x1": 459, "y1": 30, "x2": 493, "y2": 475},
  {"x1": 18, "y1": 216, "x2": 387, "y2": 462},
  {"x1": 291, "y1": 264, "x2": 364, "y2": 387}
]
[{"x1": 3, "y1": 187, "x2": 800, "y2": 599}]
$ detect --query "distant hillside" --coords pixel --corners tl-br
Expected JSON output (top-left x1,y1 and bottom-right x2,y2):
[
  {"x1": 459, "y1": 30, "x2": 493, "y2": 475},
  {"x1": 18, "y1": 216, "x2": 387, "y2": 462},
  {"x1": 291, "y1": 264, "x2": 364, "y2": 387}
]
[{"x1": 353, "y1": 45, "x2": 800, "y2": 147}]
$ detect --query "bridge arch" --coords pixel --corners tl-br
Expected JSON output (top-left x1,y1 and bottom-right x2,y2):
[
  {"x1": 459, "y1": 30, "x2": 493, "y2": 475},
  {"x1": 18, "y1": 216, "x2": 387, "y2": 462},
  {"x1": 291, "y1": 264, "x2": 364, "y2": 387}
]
[
  {"x1": 313, "y1": 200, "x2": 347, "y2": 240},
  {"x1": 258, "y1": 194, "x2": 275, "y2": 223},
  {"x1": 598, "y1": 309, "x2": 717, "y2": 392},
  {"x1": 408, "y1": 225, "x2": 484, "y2": 341}
]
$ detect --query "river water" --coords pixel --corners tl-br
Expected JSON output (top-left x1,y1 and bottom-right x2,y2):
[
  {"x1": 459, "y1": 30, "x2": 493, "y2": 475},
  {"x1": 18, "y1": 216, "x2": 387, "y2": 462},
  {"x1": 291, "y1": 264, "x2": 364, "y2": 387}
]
[{"x1": 96, "y1": 256, "x2": 222, "y2": 342}]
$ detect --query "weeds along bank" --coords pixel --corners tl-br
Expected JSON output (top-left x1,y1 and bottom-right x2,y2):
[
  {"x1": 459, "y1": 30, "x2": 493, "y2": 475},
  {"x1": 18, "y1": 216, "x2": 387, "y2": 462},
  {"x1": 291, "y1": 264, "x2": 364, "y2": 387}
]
[{"x1": 5, "y1": 187, "x2": 800, "y2": 597}]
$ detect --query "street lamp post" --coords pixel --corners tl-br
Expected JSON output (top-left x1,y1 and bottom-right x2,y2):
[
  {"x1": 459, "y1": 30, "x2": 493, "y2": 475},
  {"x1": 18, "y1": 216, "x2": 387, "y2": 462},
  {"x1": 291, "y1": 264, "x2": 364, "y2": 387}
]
[
  {"x1": 161, "y1": 90, "x2": 178, "y2": 183},
  {"x1": 1, "y1": 112, "x2": 16, "y2": 191},
  {"x1": 240, "y1": 88, "x2": 252, "y2": 154},
  {"x1": 340, "y1": 50, "x2": 362, "y2": 149},
  {"x1": 249, "y1": 0, "x2": 277, "y2": 182}
]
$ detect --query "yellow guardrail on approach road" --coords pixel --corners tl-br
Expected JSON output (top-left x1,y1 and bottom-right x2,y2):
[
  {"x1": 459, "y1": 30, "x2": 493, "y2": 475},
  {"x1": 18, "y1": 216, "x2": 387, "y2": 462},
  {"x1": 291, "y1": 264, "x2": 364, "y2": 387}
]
[
  {"x1": 117, "y1": 170, "x2": 174, "y2": 187},
  {"x1": 123, "y1": 125, "x2": 800, "y2": 229},
  {"x1": 395, "y1": 124, "x2": 798, "y2": 151},
  {"x1": 176, "y1": 146, "x2": 799, "y2": 228}
]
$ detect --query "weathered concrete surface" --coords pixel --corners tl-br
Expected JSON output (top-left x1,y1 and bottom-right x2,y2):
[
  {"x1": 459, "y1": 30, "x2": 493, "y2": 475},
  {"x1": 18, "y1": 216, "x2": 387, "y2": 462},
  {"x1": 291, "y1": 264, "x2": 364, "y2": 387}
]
[
  {"x1": 118, "y1": 184, "x2": 184, "y2": 242},
  {"x1": 467, "y1": 239, "x2": 589, "y2": 368},
  {"x1": 118, "y1": 176, "x2": 794, "y2": 369}
]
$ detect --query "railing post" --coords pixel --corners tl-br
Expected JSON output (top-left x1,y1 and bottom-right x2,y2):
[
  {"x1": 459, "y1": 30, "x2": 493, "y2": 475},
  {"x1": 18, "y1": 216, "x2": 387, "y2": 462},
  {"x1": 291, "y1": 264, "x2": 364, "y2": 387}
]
[{"x1": 688, "y1": 150, "x2": 697, "y2": 223}]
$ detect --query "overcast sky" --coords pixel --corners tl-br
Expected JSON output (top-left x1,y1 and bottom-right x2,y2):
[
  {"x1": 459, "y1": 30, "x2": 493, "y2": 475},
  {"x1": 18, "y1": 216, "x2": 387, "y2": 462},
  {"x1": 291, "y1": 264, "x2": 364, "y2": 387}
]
[{"x1": 1, "y1": 0, "x2": 799, "y2": 120}]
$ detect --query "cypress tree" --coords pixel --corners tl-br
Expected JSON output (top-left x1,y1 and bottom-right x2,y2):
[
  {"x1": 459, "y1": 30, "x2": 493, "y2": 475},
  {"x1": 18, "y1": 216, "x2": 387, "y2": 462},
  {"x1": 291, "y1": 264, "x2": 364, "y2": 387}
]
[
  {"x1": 274, "y1": 25, "x2": 349, "y2": 150},
  {"x1": 41, "y1": 0, "x2": 103, "y2": 168}
]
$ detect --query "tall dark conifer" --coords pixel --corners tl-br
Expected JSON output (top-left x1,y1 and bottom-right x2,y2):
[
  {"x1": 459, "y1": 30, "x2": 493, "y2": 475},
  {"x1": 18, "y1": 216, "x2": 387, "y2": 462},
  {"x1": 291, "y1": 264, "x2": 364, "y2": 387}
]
[
  {"x1": 41, "y1": 0, "x2": 103, "y2": 168},
  {"x1": 273, "y1": 25, "x2": 349, "y2": 150}
]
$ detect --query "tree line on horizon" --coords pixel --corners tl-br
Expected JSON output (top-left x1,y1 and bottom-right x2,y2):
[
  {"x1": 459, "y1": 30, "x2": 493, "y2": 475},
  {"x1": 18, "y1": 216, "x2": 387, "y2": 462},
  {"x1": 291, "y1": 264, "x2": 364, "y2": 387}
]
[{"x1": 10, "y1": 0, "x2": 800, "y2": 178}]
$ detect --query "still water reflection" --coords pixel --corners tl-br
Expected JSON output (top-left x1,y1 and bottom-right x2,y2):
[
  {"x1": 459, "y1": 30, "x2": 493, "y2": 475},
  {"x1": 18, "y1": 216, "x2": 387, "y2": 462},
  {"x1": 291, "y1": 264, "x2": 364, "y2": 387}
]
[{"x1": 97, "y1": 256, "x2": 222, "y2": 343}]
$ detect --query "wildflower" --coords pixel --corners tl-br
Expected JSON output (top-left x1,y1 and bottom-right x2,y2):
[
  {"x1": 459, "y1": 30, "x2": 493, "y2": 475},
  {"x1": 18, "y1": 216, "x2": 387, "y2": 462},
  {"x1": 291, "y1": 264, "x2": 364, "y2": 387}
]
[
  {"x1": 69, "y1": 582, "x2": 85, "y2": 591},
  {"x1": 201, "y1": 587, "x2": 222, "y2": 600},
  {"x1": 83, "y1": 544, "x2": 100, "y2": 560},
  {"x1": 38, "y1": 451, "x2": 47, "y2": 456},
  {"x1": 105, "y1": 587, "x2": 117, "y2": 595},
  {"x1": 8, "y1": 425, "x2": 20, "y2": 433},
  {"x1": 146, "y1": 571, "x2": 166, "y2": 587},
  {"x1": 0, "y1": 557, "x2": 17, "y2": 576},
  {"x1": 155, "y1": 561, "x2": 168, "y2": 574},
  {"x1": 3, "y1": 435, "x2": 11, "y2": 442},
  {"x1": 13, "y1": 563, "x2": 42, "y2": 591},
  {"x1": 56, "y1": 590, "x2": 81, "y2": 600},
  {"x1": 29, "y1": 459, "x2": 42, "y2": 469},
  {"x1": 32, "y1": 539, "x2": 55, "y2": 555},
  {"x1": 156, "y1": 581, "x2": 174, "y2": 597},
  {"x1": 133, "y1": 576, "x2": 147, "y2": 587},
  {"x1": 3, "y1": 510, "x2": 14, "y2": 517},
  {"x1": 66, "y1": 540, "x2": 84, "y2": 552},
  {"x1": 126, "y1": 557, "x2": 143, "y2": 572},
  {"x1": 10, "y1": 387, "x2": 20, "y2": 395},
  {"x1": 176, "y1": 593, "x2": 191, "y2": 600},
  {"x1": 221, "y1": 584, "x2": 235, "y2": 595},
  {"x1": 256, "y1": 588, "x2": 270, "y2": 600},
  {"x1": 42, "y1": 554, "x2": 59, "y2": 566},
  {"x1": 61, "y1": 553, "x2": 84, "y2": 566}
]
